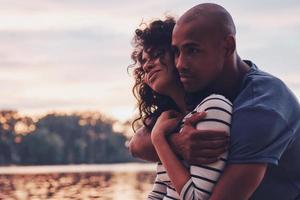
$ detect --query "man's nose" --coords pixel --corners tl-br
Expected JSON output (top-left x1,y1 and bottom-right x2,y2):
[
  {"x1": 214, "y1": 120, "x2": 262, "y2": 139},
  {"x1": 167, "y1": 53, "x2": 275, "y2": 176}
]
[{"x1": 175, "y1": 54, "x2": 186, "y2": 71}]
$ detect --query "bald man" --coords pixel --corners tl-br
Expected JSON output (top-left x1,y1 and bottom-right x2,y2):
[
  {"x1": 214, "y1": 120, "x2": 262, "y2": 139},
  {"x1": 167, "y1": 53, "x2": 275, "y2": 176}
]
[{"x1": 130, "y1": 3, "x2": 300, "y2": 200}]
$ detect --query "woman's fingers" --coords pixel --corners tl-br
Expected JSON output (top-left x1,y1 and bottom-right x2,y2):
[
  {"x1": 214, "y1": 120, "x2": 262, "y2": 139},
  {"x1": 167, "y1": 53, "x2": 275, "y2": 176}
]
[{"x1": 184, "y1": 111, "x2": 206, "y2": 126}]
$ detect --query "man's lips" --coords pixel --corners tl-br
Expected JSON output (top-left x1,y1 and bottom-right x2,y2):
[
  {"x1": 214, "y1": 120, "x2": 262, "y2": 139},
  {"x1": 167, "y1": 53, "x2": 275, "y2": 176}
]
[{"x1": 179, "y1": 73, "x2": 192, "y2": 82}]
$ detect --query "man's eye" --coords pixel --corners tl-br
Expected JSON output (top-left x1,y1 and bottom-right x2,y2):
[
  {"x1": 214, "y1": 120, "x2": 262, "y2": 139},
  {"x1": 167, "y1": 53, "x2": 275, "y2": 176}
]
[
  {"x1": 172, "y1": 47, "x2": 179, "y2": 57},
  {"x1": 187, "y1": 48, "x2": 199, "y2": 54}
]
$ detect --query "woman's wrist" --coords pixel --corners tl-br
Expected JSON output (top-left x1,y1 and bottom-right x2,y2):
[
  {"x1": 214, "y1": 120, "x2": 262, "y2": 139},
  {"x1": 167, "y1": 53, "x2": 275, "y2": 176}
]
[{"x1": 151, "y1": 132, "x2": 167, "y2": 147}]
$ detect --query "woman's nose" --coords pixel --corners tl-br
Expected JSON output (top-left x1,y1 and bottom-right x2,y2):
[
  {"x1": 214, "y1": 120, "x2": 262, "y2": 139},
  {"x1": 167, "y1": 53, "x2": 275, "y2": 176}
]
[{"x1": 143, "y1": 59, "x2": 155, "y2": 73}]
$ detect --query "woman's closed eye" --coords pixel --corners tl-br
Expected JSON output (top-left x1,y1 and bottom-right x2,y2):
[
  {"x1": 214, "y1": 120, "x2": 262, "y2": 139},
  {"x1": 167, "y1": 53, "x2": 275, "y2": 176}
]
[{"x1": 152, "y1": 48, "x2": 165, "y2": 59}]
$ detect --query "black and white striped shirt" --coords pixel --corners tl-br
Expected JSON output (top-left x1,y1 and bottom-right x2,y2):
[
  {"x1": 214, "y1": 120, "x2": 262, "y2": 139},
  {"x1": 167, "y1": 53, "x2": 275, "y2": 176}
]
[{"x1": 148, "y1": 94, "x2": 232, "y2": 200}]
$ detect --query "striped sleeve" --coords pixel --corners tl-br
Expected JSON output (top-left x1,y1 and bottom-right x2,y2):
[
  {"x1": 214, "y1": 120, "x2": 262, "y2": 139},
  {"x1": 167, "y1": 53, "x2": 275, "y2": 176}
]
[
  {"x1": 147, "y1": 171, "x2": 168, "y2": 200},
  {"x1": 180, "y1": 94, "x2": 232, "y2": 200}
]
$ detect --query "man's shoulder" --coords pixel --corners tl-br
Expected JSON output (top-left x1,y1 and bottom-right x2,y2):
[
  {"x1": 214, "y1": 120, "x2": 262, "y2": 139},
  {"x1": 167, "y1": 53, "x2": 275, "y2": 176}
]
[
  {"x1": 234, "y1": 63, "x2": 298, "y2": 113},
  {"x1": 246, "y1": 67, "x2": 284, "y2": 88},
  {"x1": 243, "y1": 63, "x2": 286, "y2": 93},
  {"x1": 242, "y1": 60, "x2": 285, "y2": 87}
]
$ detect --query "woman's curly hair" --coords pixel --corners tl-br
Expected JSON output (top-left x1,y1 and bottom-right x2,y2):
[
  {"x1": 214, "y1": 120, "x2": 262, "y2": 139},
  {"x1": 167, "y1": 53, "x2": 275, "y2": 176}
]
[{"x1": 128, "y1": 17, "x2": 178, "y2": 131}]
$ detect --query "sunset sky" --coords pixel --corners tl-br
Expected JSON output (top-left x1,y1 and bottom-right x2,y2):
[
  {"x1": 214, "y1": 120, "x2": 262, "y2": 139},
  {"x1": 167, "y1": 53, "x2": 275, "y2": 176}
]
[{"x1": 0, "y1": 0, "x2": 299, "y2": 122}]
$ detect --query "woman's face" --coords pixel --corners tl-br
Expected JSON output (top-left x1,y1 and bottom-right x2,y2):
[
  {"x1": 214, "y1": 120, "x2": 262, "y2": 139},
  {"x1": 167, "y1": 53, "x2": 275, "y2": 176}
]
[{"x1": 141, "y1": 47, "x2": 180, "y2": 95}]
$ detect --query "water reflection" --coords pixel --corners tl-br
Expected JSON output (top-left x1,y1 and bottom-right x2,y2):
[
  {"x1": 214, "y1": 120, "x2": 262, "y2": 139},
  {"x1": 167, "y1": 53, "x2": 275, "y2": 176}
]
[{"x1": 0, "y1": 170, "x2": 155, "y2": 199}]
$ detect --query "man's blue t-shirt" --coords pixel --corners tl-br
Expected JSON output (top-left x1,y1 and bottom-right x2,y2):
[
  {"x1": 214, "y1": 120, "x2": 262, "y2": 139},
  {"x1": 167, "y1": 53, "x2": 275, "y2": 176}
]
[{"x1": 228, "y1": 61, "x2": 300, "y2": 199}]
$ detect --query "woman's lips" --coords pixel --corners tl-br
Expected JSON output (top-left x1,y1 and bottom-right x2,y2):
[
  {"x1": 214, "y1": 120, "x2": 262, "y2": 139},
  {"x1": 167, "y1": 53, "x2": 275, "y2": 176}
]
[{"x1": 148, "y1": 70, "x2": 160, "y2": 83}]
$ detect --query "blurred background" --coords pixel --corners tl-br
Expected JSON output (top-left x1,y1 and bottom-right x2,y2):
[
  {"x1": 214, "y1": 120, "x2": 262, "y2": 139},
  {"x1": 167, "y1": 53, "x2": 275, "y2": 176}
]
[{"x1": 0, "y1": 0, "x2": 299, "y2": 199}]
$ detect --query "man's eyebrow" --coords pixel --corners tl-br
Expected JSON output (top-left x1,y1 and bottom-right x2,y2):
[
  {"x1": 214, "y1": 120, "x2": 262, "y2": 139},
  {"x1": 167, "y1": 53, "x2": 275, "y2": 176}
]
[
  {"x1": 172, "y1": 42, "x2": 202, "y2": 49},
  {"x1": 182, "y1": 42, "x2": 201, "y2": 48}
]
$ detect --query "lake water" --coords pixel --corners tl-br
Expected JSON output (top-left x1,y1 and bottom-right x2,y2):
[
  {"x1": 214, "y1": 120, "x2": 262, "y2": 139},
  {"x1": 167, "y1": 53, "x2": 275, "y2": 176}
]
[{"x1": 0, "y1": 163, "x2": 156, "y2": 200}]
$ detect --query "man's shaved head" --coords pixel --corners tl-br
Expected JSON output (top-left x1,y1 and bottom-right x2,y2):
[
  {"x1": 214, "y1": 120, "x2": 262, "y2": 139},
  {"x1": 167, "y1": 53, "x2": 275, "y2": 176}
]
[
  {"x1": 177, "y1": 3, "x2": 236, "y2": 38},
  {"x1": 172, "y1": 3, "x2": 239, "y2": 93}
]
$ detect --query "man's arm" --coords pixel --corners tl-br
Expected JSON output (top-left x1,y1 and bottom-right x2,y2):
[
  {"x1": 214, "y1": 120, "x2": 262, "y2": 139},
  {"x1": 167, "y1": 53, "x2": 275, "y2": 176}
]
[
  {"x1": 128, "y1": 126, "x2": 160, "y2": 162},
  {"x1": 209, "y1": 163, "x2": 267, "y2": 200},
  {"x1": 129, "y1": 112, "x2": 228, "y2": 163}
]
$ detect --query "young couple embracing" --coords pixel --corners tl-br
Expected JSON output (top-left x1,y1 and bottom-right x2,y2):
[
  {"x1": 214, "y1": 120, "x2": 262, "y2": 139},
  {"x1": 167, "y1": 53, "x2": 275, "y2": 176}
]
[{"x1": 128, "y1": 3, "x2": 300, "y2": 200}]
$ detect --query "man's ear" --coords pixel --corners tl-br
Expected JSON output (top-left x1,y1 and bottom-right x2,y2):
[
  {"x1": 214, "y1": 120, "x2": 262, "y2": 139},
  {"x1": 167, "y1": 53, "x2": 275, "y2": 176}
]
[{"x1": 224, "y1": 35, "x2": 236, "y2": 57}]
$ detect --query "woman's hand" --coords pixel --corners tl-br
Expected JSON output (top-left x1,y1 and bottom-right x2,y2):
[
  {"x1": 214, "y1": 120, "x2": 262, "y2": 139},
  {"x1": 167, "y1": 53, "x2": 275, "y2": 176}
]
[{"x1": 151, "y1": 110, "x2": 183, "y2": 144}]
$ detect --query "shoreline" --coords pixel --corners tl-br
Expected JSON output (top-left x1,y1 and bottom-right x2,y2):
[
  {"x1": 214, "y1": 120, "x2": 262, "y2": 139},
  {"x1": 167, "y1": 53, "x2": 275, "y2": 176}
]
[{"x1": 0, "y1": 162, "x2": 156, "y2": 175}]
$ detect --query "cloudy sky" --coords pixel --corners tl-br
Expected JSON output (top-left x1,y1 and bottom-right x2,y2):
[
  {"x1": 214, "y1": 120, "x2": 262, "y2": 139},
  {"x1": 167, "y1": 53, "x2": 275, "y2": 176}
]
[{"x1": 0, "y1": 0, "x2": 299, "y2": 122}]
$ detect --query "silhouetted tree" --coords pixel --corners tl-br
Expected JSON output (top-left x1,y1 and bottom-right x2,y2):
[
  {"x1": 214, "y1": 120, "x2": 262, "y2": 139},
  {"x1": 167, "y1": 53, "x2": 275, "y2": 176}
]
[
  {"x1": 0, "y1": 110, "x2": 136, "y2": 165},
  {"x1": 18, "y1": 128, "x2": 64, "y2": 165}
]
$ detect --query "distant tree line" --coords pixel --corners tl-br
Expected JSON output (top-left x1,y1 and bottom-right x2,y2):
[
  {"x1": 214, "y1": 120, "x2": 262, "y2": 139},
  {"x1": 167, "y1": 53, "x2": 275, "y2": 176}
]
[{"x1": 0, "y1": 110, "x2": 136, "y2": 165}]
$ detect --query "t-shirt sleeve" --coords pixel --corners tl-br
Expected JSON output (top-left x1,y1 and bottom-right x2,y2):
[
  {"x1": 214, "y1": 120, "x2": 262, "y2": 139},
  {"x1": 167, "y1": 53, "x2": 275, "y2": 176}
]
[
  {"x1": 228, "y1": 107, "x2": 294, "y2": 165},
  {"x1": 147, "y1": 175, "x2": 167, "y2": 200}
]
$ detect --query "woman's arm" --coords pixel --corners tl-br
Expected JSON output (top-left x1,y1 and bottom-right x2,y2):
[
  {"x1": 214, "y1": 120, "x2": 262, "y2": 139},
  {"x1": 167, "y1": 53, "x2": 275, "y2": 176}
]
[
  {"x1": 153, "y1": 133, "x2": 191, "y2": 194},
  {"x1": 151, "y1": 110, "x2": 192, "y2": 194}
]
